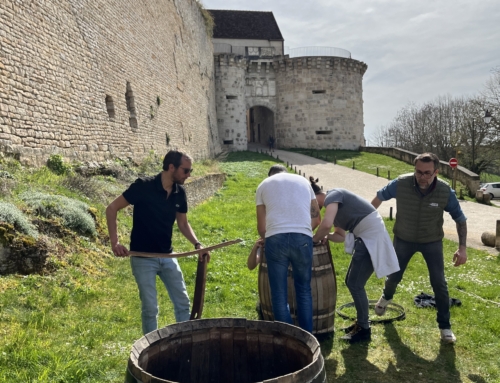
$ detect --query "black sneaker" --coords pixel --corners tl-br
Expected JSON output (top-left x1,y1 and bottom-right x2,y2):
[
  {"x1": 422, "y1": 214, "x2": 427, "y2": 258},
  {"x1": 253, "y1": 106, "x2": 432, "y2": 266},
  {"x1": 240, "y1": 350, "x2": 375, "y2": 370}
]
[
  {"x1": 341, "y1": 321, "x2": 372, "y2": 333},
  {"x1": 340, "y1": 324, "x2": 371, "y2": 343},
  {"x1": 341, "y1": 322, "x2": 357, "y2": 333}
]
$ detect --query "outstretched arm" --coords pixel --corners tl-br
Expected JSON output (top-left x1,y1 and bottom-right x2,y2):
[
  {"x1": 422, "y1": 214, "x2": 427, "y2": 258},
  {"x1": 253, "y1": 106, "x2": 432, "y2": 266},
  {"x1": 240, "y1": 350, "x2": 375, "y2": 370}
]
[
  {"x1": 256, "y1": 205, "x2": 266, "y2": 239},
  {"x1": 311, "y1": 199, "x2": 321, "y2": 230},
  {"x1": 106, "y1": 195, "x2": 130, "y2": 257},
  {"x1": 177, "y1": 212, "x2": 210, "y2": 262},
  {"x1": 371, "y1": 196, "x2": 383, "y2": 209},
  {"x1": 313, "y1": 203, "x2": 338, "y2": 243},
  {"x1": 453, "y1": 220, "x2": 467, "y2": 267}
]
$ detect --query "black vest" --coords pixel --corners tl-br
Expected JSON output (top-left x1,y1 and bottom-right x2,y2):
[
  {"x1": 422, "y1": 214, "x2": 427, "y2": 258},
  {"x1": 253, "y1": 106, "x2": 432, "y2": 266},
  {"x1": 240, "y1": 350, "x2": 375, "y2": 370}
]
[{"x1": 394, "y1": 174, "x2": 450, "y2": 243}]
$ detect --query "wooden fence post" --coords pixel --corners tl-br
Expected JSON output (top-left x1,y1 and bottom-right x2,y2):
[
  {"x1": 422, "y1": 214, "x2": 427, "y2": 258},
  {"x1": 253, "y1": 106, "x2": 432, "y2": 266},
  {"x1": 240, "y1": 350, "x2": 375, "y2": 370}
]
[{"x1": 496, "y1": 220, "x2": 500, "y2": 250}]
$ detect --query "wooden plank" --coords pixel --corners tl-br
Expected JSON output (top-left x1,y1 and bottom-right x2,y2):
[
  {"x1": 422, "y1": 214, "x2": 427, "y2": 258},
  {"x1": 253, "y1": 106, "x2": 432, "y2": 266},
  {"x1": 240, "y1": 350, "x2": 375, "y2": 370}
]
[
  {"x1": 232, "y1": 326, "x2": 249, "y2": 383},
  {"x1": 272, "y1": 331, "x2": 289, "y2": 378},
  {"x1": 190, "y1": 329, "x2": 210, "y2": 382},
  {"x1": 220, "y1": 327, "x2": 234, "y2": 383},
  {"x1": 258, "y1": 332, "x2": 275, "y2": 380},
  {"x1": 129, "y1": 239, "x2": 242, "y2": 258},
  {"x1": 208, "y1": 327, "x2": 221, "y2": 383},
  {"x1": 176, "y1": 331, "x2": 192, "y2": 382},
  {"x1": 190, "y1": 255, "x2": 208, "y2": 320},
  {"x1": 246, "y1": 329, "x2": 262, "y2": 382}
]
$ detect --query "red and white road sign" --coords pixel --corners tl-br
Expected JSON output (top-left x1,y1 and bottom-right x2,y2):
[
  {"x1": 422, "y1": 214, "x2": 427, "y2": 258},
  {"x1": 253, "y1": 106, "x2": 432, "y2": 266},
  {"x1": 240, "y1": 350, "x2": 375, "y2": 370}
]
[{"x1": 449, "y1": 158, "x2": 458, "y2": 168}]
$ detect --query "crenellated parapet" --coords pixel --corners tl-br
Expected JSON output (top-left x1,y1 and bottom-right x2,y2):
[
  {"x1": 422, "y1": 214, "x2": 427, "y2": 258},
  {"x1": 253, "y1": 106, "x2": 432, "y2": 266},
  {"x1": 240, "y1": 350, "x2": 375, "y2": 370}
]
[
  {"x1": 273, "y1": 56, "x2": 367, "y2": 75},
  {"x1": 214, "y1": 54, "x2": 248, "y2": 69}
]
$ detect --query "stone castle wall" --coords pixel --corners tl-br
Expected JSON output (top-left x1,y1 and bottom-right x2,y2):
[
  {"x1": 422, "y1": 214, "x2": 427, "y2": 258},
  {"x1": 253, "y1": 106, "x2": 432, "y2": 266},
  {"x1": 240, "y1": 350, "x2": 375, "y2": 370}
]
[
  {"x1": 0, "y1": 0, "x2": 220, "y2": 166},
  {"x1": 275, "y1": 56, "x2": 367, "y2": 150},
  {"x1": 214, "y1": 55, "x2": 248, "y2": 150}
]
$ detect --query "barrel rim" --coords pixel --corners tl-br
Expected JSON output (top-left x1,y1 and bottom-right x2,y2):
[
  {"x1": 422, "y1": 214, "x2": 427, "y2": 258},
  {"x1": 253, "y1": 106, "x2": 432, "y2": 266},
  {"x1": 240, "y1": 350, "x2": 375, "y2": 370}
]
[{"x1": 128, "y1": 318, "x2": 323, "y2": 382}]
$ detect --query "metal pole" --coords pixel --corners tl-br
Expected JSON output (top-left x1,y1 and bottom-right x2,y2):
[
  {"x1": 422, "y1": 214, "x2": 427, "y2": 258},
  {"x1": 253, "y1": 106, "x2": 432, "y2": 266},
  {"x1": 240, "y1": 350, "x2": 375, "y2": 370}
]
[{"x1": 496, "y1": 220, "x2": 500, "y2": 250}]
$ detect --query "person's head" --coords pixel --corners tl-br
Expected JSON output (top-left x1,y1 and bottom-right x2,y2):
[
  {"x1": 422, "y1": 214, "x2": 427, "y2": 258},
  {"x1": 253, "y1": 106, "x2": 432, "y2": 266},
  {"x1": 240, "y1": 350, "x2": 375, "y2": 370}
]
[
  {"x1": 413, "y1": 152, "x2": 439, "y2": 190},
  {"x1": 268, "y1": 164, "x2": 287, "y2": 177},
  {"x1": 310, "y1": 176, "x2": 326, "y2": 208},
  {"x1": 162, "y1": 150, "x2": 193, "y2": 185}
]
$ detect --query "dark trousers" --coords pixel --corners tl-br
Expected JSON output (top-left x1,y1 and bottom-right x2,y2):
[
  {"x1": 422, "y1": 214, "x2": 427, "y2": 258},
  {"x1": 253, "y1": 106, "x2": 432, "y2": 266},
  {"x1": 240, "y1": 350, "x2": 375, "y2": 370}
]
[
  {"x1": 345, "y1": 238, "x2": 374, "y2": 329},
  {"x1": 383, "y1": 236, "x2": 451, "y2": 329}
]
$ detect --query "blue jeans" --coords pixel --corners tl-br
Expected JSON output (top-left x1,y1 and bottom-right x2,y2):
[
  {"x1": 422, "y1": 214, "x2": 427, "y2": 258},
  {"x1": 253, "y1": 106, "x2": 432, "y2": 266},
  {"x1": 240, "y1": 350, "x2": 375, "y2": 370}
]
[
  {"x1": 383, "y1": 237, "x2": 451, "y2": 329},
  {"x1": 130, "y1": 256, "x2": 191, "y2": 335},
  {"x1": 265, "y1": 233, "x2": 313, "y2": 332},
  {"x1": 345, "y1": 238, "x2": 374, "y2": 329}
]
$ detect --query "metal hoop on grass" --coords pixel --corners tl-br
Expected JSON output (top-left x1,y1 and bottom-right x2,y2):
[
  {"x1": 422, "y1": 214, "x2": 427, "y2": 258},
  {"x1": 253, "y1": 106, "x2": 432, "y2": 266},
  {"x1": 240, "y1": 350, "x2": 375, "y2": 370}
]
[{"x1": 336, "y1": 299, "x2": 406, "y2": 324}]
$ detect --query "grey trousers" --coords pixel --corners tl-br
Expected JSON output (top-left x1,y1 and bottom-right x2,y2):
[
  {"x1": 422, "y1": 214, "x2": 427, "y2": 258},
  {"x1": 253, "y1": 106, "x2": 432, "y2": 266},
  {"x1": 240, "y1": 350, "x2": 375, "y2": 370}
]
[{"x1": 345, "y1": 238, "x2": 374, "y2": 329}]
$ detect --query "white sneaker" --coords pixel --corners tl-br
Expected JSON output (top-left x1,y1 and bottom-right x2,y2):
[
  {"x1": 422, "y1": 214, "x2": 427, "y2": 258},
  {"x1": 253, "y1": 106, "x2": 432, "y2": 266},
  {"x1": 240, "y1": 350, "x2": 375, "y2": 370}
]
[
  {"x1": 440, "y1": 329, "x2": 456, "y2": 344},
  {"x1": 374, "y1": 295, "x2": 392, "y2": 316}
]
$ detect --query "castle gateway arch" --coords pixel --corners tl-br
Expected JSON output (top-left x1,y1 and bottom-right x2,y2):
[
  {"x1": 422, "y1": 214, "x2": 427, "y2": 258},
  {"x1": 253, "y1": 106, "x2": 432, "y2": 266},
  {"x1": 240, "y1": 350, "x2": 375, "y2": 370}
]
[{"x1": 247, "y1": 104, "x2": 275, "y2": 146}]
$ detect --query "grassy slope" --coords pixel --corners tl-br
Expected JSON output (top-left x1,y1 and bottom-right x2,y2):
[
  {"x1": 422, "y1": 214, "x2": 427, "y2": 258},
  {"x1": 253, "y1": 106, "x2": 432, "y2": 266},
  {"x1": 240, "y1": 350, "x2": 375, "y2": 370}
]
[{"x1": 0, "y1": 152, "x2": 499, "y2": 382}]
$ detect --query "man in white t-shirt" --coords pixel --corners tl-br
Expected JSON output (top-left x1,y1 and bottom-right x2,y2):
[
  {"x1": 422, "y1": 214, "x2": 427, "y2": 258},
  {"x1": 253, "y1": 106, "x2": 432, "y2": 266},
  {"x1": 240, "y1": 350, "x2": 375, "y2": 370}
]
[{"x1": 255, "y1": 164, "x2": 320, "y2": 332}]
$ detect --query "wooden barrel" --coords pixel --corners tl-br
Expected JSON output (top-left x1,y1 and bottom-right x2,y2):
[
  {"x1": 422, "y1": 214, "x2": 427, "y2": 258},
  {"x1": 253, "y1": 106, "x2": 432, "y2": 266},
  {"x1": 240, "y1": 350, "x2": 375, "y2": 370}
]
[
  {"x1": 125, "y1": 318, "x2": 326, "y2": 383},
  {"x1": 258, "y1": 243, "x2": 337, "y2": 335}
]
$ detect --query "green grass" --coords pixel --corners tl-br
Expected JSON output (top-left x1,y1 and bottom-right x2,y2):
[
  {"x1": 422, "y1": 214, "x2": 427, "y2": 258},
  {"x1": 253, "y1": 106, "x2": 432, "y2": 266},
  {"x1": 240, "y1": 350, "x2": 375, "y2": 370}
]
[
  {"x1": 481, "y1": 172, "x2": 500, "y2": 183},
  {"x1": 0, "y1": 151, "x2": 499, "y2": 382}
]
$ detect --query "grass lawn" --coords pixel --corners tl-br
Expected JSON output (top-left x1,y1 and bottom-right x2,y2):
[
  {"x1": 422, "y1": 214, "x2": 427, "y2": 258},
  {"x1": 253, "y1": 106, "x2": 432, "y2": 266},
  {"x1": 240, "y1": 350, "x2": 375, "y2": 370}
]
[{"x1": 0, "y1": 151, "x2": 499, "y2": 382}]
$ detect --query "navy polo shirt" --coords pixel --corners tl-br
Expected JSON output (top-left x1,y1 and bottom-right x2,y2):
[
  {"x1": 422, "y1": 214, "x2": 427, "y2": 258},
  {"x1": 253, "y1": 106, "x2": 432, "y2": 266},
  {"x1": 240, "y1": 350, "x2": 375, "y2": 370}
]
[{"x1": 123, "y1": 173, "x2": 188, "y2": 253}]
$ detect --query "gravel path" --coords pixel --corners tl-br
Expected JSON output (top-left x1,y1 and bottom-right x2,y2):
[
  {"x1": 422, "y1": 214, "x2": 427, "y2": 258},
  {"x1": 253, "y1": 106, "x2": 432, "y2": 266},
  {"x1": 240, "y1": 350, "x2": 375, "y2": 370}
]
[{"x1": 251, "y1": 145, "x2": 500, "y2": 254}]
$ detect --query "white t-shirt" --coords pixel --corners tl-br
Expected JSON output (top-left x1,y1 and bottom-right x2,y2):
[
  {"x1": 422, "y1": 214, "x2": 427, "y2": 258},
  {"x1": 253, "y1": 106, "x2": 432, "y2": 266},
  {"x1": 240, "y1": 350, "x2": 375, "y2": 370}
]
[{"x1": 256, "y1": 173, "x2": 316, "y2": 238}]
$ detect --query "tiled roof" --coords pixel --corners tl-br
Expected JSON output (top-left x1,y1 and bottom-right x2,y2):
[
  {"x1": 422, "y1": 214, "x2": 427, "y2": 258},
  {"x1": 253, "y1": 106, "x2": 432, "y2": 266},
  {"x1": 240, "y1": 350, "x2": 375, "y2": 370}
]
[{"x1": 208, "y1": 10, "x2": 284, "y2": 40}]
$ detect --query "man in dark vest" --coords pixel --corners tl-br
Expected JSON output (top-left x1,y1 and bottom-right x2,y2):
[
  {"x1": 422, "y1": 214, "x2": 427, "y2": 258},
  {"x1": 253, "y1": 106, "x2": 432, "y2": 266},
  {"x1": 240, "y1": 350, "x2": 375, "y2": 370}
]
[{"x1": 371, "y1": 152, "x2": 467, "y2": 344}]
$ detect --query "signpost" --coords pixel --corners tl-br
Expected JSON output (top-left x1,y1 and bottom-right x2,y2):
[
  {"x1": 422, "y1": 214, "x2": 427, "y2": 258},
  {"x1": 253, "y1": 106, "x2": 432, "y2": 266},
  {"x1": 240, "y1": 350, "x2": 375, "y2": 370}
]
[{"x1": 449, "y1": 158, "x2": 458, "y2": 190}]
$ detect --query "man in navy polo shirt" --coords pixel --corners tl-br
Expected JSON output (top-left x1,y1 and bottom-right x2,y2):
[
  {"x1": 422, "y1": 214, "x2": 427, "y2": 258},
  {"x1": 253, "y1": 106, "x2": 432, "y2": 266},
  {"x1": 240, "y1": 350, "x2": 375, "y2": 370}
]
[{"x1": 106, "y1": 150, "x2": 208, "y2": 335}]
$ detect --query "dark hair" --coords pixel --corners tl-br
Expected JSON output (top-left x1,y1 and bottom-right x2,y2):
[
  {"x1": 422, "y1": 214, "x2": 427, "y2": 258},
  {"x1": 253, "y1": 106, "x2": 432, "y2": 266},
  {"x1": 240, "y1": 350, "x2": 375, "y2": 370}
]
[
  {"x1": 268, "y1": 164, "x2": 287, "y2": 176},
  {"x1": 162, "y1": 150, "x2": 192, "y2": 171},
  {"x1": 309, "y1": 176, "x2": 322, "y2": 195},
  {"x1": 414, "y1": 152, "x2": 440, "y2": 169}
]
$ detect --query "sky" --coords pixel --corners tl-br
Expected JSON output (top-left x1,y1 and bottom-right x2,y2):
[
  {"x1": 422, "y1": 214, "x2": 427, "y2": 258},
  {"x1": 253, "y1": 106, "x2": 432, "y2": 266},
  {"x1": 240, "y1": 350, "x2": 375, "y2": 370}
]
[{"x1": 202, "y1": 0, "x2": 500, "y2": 143}]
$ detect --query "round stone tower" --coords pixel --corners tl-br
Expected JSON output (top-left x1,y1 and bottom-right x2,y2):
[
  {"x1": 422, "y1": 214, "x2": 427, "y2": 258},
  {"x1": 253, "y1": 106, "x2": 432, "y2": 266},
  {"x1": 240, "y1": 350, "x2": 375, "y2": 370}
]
[{"x1": 274, "y1": 56, "x2": 368, "y2": 150}]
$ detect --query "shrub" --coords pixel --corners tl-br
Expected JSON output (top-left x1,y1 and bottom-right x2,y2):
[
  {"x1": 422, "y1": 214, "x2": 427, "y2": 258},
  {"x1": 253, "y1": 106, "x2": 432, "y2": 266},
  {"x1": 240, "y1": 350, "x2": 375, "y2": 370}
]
[
  {"x1": 138, "y1": 150, "x2": 162, "y2": 176},
  {"x1": 47, "y1": 154, "x2": 72, "y2": 175},
  {"x1": 0, "y1": 202, "x2": 38, "y2": 238},
  {"x1": 0, "y1": 170, "x2": 14, "y2": 179},
  {"x1": 20, "y1": 191, "x2": 96, "y2": 237},
  {"x1": 0, "y1": 178, "x2": 16, "y2": 198},
  {"x1": 61, "y1": 175, "x2": 102, "y2": 201}
]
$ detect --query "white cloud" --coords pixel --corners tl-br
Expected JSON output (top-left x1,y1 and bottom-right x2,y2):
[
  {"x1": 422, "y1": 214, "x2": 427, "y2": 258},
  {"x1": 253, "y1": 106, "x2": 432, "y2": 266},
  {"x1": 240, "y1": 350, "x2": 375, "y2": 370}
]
[{"x1": 203, "y1": 0, "x2": 500, "y2": 139}]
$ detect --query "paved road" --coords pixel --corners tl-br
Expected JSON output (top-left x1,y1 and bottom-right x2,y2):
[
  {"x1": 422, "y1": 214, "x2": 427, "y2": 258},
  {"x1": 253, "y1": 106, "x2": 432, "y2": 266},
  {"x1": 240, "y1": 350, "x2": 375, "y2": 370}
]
[{"x1": 251, "y1": 145, "x2": 500, "y2": 254}]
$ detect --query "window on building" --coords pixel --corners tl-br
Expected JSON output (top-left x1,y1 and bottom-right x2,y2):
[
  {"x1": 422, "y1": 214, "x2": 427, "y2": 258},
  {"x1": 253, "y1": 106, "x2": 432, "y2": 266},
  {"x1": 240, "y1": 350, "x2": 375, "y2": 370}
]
[
  {"x1": 312, "y1": 90, "x2": 326, "y2": 94},
  {"x1": 105, "y1": 95, "x2": 115, "y2": 119},
  {"x1": 316, "y1": 130, "x2": 332, "y2": 135},
  {"x1": 223, "y1": 140, "x2": 234, "y2": 144},
  {"x1": 126, "y1": 82, "x2": 138, "y2": 130},
  {"x1": 226, "y1": 95, "x2": 238, "y2": 100}
]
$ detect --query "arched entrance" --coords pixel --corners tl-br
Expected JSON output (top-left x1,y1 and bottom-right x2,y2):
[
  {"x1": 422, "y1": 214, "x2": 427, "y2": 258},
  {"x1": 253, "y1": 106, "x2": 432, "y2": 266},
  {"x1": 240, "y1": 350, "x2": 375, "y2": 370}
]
[{"x1": 246, "y1": 106, "x2": 275, "y2": 147}]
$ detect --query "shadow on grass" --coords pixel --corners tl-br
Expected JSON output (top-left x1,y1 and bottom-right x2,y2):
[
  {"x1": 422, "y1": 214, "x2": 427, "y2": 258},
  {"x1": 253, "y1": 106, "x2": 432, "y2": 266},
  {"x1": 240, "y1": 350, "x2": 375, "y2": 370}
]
[
  {"x1": 383, "y1": 323, "x2": 461, "y2": 383},
  {"x1": 323, "y1": 323, "x2": 461, "y2": 383}
]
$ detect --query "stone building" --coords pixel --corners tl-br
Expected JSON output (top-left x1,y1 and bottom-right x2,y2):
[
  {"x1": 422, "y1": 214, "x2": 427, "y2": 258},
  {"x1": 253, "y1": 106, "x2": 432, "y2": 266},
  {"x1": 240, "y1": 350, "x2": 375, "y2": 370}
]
[
  {"x1": 0, "y1": 0, "x2": 220, "y2": 166},
  {"x1": 210, "y1": 10, "x2": 368, "y2": 151}
]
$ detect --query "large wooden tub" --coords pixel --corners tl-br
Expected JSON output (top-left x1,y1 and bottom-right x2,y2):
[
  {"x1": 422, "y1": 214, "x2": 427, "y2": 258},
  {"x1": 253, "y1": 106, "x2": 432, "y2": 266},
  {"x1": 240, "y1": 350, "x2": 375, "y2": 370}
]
[{"x1": 125, "y1": 318, "x2": 326, "y2": 383}]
